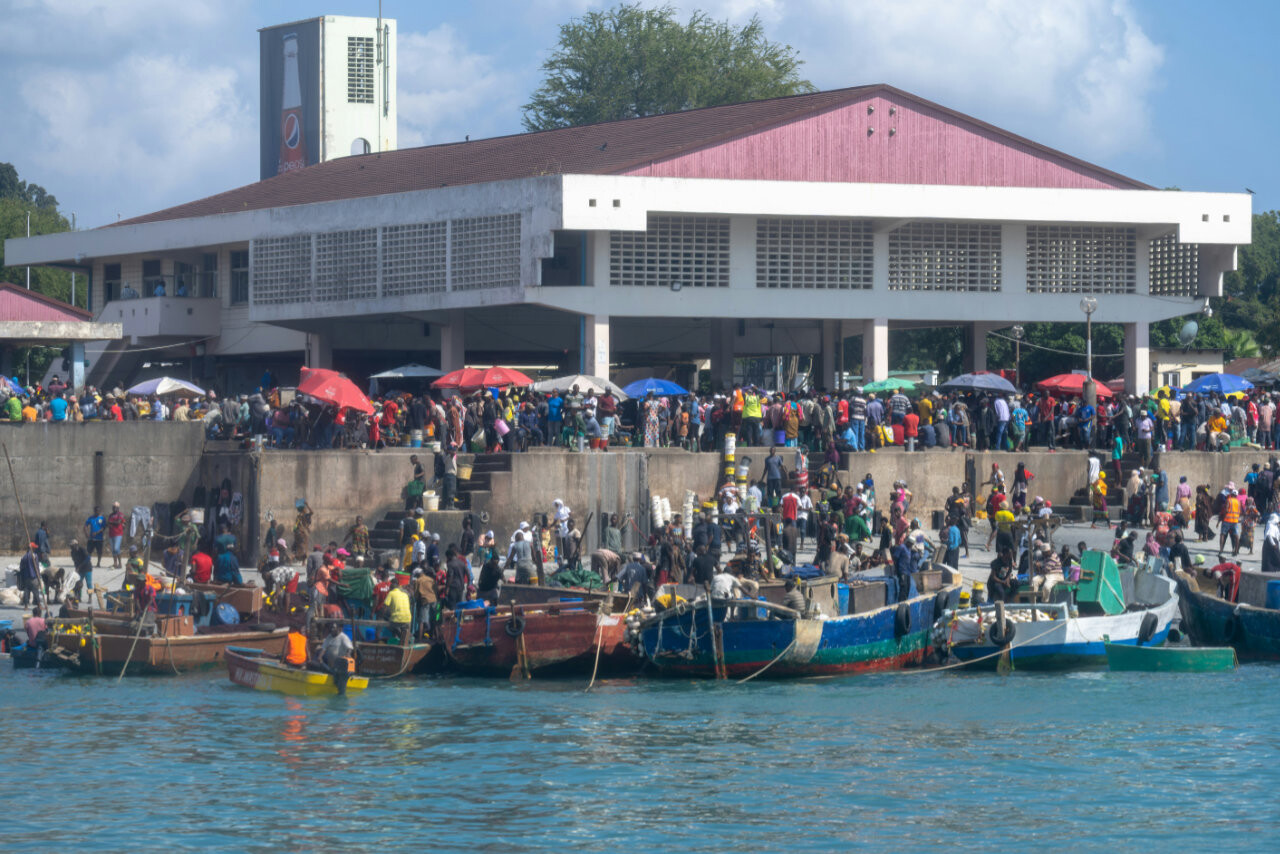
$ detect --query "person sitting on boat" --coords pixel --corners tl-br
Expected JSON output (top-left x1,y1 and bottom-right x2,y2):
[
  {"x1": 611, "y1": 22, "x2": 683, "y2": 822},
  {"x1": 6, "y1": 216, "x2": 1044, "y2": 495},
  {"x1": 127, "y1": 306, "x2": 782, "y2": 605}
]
[
  {"x1": 381, "y1": 582, "x2": 412, "y2": 645},
  {"x1": 827, "y1": 534, "x2": 852, "y2": 579},
  {"x1": 281, "y1": 628, "x2": 309, "y2": 668},
  {"x1": 779, "y1": 578, "x2": 806, "y2": 618},
  {"x1": 23, "y1": 606, "x2": 48, "y2": 650},
  {"x1": 1166, "y1": 532, "x2": 1194, "y2": 574},
  {"x1": 616, "y1": 553, "x2": 650, "y2": 605},
  {"x1": 318, "y1": 622, "x2": 354, "y2": 673},
  {"x1": 711, "y1": 566, "x2": 744, "y2": 601},
  {"x1": 1028, "y1": 542, "x2": 1064, "y2": 603},
  {"x1": 987, "y1": 547, "x2": 1020, "y2": 603},
  {"x1": 475, "y1": 554, "x2": 503, "y2": 604},
  {"x1": 189, "y1": 549, "x2": 213, "y2": 585}
]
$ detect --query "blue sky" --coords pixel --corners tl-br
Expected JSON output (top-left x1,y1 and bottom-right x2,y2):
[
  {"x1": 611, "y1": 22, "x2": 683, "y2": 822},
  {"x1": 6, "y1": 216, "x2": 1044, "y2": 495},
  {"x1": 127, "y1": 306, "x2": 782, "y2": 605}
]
[{"x1": 3, "y1": 0, "x2": 1276, "y2": 228}]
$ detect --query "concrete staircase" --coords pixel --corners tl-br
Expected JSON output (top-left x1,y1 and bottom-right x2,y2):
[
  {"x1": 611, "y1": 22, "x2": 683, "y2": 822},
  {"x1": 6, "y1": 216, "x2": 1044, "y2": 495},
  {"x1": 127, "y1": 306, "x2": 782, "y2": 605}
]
[
  {"x1": 1067, "y1": 450, "x2": 1159, "y2": 518},
  {"x1": 456, "y1": 453, "x2": 512, "y2": 512}
]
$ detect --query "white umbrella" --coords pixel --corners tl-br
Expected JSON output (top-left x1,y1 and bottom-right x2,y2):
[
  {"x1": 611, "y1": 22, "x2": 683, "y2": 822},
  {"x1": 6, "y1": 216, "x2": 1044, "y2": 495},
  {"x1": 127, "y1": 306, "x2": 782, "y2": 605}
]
[
  {"x1": 369, "y1": 363, "x2": 445, "y2": 379},
  {"x1": 125, "y1": 377, "x2": 206, "y2": 397},
  {"x1": 531, "y1": 374, "x2": 629, "y2": 399}
]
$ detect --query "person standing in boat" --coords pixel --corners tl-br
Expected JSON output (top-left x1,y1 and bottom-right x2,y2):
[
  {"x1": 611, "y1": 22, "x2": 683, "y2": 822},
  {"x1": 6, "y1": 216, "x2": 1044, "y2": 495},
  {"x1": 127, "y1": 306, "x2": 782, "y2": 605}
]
[
  {"x1": 509, "y1": 530, "x2": 536, "y2": 584},
  {"x1": 381, "y1": 582, "x2": 412, "y2": 645},
  {"x1": 212, "y1": 523, "x2": 244, "y2": 585},
  {"x1": 444, "y1": 546, "x2": 470, "y2": 606}
]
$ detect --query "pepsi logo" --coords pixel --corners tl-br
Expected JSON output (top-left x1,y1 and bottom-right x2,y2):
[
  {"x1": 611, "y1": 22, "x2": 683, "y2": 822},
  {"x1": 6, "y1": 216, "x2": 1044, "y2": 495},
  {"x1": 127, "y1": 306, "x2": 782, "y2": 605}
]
[{"x1": 283, "y1": 113, "x2": 300, "y2": 149}]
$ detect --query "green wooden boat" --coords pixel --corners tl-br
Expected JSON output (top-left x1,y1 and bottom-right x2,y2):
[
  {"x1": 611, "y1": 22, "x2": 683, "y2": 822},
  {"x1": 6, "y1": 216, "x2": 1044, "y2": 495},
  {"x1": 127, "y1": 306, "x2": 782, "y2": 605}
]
[{"x1": 1104, "y1": 642, "x2": 1237, "y2": 672}]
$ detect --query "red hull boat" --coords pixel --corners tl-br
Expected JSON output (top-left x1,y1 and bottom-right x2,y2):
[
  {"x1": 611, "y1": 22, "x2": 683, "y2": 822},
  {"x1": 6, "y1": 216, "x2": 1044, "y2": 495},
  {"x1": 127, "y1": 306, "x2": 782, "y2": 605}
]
[{"x1": 439, "y1": 602, "x2": 636, "y2": 677}]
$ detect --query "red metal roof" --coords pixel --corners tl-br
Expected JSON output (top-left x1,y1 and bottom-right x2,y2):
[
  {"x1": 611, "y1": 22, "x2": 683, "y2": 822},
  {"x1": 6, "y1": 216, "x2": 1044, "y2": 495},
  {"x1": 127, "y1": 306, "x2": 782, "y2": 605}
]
[
  {"x1": 113, "y1": 84, "x2": 1148, "y2": 228},
  {"x1": 0, "y1": 283, "x2": 93, "y2": 322}
]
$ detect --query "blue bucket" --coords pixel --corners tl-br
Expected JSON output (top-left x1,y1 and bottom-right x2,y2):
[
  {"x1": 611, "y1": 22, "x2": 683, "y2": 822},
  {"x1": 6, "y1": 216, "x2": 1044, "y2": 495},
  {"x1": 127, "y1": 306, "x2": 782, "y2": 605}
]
[
  {"x1": 1265, "y1": 580, "x2": 1280, "y2": 611},
  {"x1": 410, "y1": 429, "x2": 423, "y2": 448},
  {"x1": 837, "y1": 583, "x2": 850, "y2": 616}
]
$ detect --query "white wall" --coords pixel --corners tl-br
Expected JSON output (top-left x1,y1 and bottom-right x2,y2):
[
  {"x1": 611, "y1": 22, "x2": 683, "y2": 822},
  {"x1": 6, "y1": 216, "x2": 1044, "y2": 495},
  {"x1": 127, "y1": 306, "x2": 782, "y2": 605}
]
[{"x1": 320, "y1": 15, "x2": 396, "y2": 161}]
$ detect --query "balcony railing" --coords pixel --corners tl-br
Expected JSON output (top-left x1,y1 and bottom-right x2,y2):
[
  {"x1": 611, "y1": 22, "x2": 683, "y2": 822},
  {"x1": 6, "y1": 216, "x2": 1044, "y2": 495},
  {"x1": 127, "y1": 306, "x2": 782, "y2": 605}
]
[{"x1": 104, "y1": 271, "x2": 218, "y2": 302}]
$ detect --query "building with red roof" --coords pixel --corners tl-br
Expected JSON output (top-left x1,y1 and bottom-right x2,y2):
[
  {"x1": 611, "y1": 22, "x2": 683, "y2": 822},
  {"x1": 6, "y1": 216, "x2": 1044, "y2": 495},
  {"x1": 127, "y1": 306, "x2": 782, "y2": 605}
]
[{"x1": 3, "y1": 84, "x2": 1251, "y2": 394}]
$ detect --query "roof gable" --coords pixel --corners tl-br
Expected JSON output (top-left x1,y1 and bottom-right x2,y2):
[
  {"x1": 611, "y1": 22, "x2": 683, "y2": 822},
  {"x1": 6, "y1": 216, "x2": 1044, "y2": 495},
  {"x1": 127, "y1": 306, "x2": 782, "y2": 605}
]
[
  {"x1": 111, "y1": 84, "x2": 1145, "y2": 227},
  {"x1": 0, "y1": 283, "x2": 92, "y2": 322}
]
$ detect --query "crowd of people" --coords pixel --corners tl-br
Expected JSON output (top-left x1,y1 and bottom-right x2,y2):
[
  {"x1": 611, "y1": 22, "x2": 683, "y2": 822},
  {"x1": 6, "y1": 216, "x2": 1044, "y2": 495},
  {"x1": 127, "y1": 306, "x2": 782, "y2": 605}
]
[{"x1": 7, "y1": 369, "x2": 1278, "y2": 465}]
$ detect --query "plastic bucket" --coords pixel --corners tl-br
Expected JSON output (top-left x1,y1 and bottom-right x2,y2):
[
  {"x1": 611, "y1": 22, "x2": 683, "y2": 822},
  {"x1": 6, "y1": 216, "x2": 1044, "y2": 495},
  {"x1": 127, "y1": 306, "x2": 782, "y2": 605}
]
[
  {"x1": 458, "y1": 463, "x2": 474, "y2": 481},
  {"x1": 724, "y1": 434, "x2": 736, "y2": 456},
  {"x1": 1266, "y1": 580, "x2": 1280, "y2": 611},
  {"x1": 736, "y1": 462, "x2": 751, "y2": 479},
  {"x1": 424, "y1": 492, "x2": 440, "y2": 512},
  {"x1": 410, "y1": 429, "x2": 423, "y2": 448},
  {"x1": 495, "y1": 419, "x2": 510, "y2": 437}
]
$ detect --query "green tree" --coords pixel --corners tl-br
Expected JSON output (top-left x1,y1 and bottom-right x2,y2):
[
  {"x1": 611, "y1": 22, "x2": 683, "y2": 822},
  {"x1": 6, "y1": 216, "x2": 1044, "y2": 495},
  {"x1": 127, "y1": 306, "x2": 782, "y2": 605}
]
[{"x1": 522, "y1": 3, "x2": 814, "y2": 131}]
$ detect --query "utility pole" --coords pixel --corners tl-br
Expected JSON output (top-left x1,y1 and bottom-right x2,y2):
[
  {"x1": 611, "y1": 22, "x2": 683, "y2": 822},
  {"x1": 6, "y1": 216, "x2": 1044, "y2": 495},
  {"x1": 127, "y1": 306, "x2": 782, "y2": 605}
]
[{"x1": 25, "y1": 211, "x2": 31, "y2": 289}]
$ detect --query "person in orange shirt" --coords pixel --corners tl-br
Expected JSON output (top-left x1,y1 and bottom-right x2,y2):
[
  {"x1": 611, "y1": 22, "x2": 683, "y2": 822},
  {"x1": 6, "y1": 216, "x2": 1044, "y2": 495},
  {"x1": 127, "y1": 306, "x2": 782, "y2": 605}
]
[
  {"x1": 1207, "y1": 412, "x2": 1229, "y2": 451},
  {"x1": 1219, "y1": 487, "x2": 1243, "y2": 558},
  {"x1": 281, "y1": 629, "x2": 309, "y2": 667}
]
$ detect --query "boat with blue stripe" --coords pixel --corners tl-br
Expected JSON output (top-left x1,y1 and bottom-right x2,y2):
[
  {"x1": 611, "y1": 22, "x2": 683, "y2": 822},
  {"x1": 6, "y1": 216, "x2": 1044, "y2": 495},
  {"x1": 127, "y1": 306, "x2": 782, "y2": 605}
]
[{"x1": 633, "y1": 568, "x2": 963, "y2": 679}]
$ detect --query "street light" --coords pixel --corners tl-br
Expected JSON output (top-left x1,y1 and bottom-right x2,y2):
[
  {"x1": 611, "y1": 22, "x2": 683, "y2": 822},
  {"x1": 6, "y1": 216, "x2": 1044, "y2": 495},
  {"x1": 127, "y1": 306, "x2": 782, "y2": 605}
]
[
  {"x1": 1079, "y1": 297, "x2": 1098, "y2": 409},
  {"x1": 1011, "y1": 325, "x2": 1024, "y2": 389}
]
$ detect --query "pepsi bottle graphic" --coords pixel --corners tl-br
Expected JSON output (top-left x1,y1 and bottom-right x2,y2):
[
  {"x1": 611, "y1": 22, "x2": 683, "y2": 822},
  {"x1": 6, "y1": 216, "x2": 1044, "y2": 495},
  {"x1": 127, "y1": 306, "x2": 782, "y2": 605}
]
[{"x1": 277, "y1": 33, "x2": 307, "y2": 174}]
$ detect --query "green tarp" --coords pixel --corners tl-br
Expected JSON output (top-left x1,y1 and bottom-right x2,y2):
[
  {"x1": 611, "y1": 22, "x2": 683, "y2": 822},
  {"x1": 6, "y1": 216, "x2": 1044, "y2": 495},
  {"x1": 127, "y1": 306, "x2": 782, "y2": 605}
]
[{"x1": 337, "y1": 568, "x2": 375, "y2": 603}]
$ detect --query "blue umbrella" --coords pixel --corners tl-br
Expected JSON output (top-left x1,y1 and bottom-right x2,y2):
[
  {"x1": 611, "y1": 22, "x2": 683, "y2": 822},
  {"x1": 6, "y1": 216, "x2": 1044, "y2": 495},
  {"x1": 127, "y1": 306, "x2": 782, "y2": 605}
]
[
  {"x1": 939, "y1": 372, "x2": 1017, "y2": 394},
  {"x1": 1183, "y1": 373, "x2": 1253, "y2": 395},
  {"x1": 622, "y1": 378, "x2": 688, "y2": 397}
]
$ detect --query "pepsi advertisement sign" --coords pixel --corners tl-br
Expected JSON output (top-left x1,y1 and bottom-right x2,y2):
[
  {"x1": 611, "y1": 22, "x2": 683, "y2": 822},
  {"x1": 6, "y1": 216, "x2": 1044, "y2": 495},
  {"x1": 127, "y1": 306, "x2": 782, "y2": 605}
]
[{"x1": 259, "y1": 20, "x2": 321, "y2": 179}]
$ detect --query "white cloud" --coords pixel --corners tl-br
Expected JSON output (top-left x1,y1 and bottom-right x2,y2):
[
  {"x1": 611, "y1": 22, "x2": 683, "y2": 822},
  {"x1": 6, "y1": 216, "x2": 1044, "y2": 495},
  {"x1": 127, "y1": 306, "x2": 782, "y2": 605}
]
[
  {"x1": 781, "y1": 0, "x2": 1164, "y2": 158},
  {"x1": 396, "y1": 25, "x2": 524, "y2": 148}
]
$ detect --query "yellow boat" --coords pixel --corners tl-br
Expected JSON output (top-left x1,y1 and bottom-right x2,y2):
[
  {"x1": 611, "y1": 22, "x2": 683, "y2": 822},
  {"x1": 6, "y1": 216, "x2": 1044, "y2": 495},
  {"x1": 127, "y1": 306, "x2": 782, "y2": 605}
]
[{"x1": 225, "y1": 646, "x2": 369, "y2": 696}]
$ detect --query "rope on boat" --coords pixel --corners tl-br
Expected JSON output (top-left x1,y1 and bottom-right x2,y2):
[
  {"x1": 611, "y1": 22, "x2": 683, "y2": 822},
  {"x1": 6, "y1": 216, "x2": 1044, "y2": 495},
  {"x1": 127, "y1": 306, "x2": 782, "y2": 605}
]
[
  {"x1": 892, "y1": 622, "x2": 1065, "y2": 675},
  {"x1": 735, "y1": 637, "x2": 797, "y2": 684},
  {"x1": 585, "y1": 594, "x2": 631, "y2": 693}
]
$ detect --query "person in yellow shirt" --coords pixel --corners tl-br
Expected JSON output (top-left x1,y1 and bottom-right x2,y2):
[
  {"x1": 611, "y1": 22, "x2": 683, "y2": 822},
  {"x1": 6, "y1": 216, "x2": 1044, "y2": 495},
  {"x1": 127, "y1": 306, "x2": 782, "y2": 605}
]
[
  {"x1": 1207, "y1": 412, "x2": 1229, "y2": 451},
  {"x1": 21, "y1": 401, "x2": 38, "y2": 422},
  {"x1": 994, "y1": 501, "x2": 1017, "y2": 553},
  {"x1": 918, "y1": 395, "x2": 934, "y2": 426},
  {"x1": 382, "y1": 583, "x2": 413, "y2": 645},
  {"x1": 741, "y1": 387, "x2": 763, "y2": 445},
  {"x1": 1090, "y1": 473, "x2": 1109, "y2": 529}
]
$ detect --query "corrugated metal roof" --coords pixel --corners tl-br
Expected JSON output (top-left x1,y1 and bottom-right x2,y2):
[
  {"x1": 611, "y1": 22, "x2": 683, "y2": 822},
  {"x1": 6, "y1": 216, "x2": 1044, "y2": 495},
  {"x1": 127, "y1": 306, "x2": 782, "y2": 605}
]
[
  {"x1": 112, "y1": 84, "x2": 1147, "y2": 228},
  {"x1": 0, "y1": 283, "x2": 93, "y2": 322}
]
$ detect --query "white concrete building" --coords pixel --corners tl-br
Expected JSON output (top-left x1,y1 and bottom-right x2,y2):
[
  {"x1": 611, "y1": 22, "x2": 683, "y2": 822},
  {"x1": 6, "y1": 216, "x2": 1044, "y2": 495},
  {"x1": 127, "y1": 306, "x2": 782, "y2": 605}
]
[{"x1": 4, "y1": 85, "x2": 1251, "y2": 394}]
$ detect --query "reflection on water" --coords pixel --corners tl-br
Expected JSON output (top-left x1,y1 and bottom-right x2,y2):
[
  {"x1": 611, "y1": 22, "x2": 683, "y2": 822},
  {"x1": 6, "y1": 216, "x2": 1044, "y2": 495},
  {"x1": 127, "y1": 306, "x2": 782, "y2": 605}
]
[{"x1": 3, "y1": 666, "x2": 1279, "y2": 851}]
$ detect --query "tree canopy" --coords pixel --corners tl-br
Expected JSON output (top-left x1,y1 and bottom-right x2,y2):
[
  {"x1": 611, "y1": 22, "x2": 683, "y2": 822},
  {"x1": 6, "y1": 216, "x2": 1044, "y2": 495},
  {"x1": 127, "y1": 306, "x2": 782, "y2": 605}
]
[
  {"x1": 0, "y1": 162, "x2": 81, "y2": 307},
  {"x1": 522, "y1": 3, "x2": 814, "y2": 131}
]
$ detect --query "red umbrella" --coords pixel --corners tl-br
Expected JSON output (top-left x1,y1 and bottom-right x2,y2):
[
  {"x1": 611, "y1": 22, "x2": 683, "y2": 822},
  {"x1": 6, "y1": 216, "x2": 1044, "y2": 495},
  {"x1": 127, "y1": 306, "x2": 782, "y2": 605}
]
[
  {"x1": 1035, "y1": 373, "x2": 1114, "y2": 399},
  {"x1": 297, "y1": 367, "x2": 375, "y2": 414},
  {"x1": 433, "y1": 366, "x2": 534, "y2": 391}
]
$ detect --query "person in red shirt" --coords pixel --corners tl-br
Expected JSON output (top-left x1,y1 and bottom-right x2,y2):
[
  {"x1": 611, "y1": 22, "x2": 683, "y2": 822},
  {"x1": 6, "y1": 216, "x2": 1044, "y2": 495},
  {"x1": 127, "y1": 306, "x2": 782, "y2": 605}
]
[
  {"x1": 109, "y1": 398, "x2": 124, "y2": 421},
  {"x1": 106, "y1": 503, "x2": 127, "y2": 568},
  {"x1": 372, "y1": 568, "x2": 392, "y2": 613},
  {"x1": 903, "y1": 407, "x2": 920, "y2": 452},
  {"x1": 189, "y1": 550, "x2": 213, "y2": 584},
  {"x1": 780, "y1": 489, "x2": 800, "y2": 524}
]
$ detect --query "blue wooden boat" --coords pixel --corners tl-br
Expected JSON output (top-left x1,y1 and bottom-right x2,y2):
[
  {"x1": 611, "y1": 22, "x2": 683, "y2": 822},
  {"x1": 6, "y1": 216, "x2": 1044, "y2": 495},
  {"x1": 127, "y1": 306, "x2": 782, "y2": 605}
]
[
  {"x1": 633, "y1": 568, "x2": 962, "y2": 678},
  {"x1": 1174, "y1": 567, "x2": 1280, "y2": 661}
]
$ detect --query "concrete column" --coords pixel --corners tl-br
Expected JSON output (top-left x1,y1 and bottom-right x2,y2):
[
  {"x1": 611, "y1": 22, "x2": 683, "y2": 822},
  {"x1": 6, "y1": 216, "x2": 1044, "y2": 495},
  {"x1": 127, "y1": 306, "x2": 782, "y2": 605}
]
[
  {"x1": 0, "y1": 347, "x2": 12, "y2": 379},
  {"x1": 1124, "y1": 322, "x2": 1151, "y2": 395},
  {"x1": 819, "y1": 319, "x2": 838, "y2": 390},
  {"x1": 305, "y1": 333, "x2": 332, "y2": 369},
  {"x1": 965, "y1": 322, "x2": 999, "y2": 373},
  {"x1": 70, "y1": 341, "x2": 85, "y2": 390},
  {"x1": 862, "y1": 317, "x2": 888, "y2": 382},
  {"x1": 581, "y1": 313, "x2": 610, "y2": 380},
  {"x1": 710, "y1": 318, "x2": 735, "y2": 391},
  {"x1": 440, "y1": 309, "x2": 465, "y2": 373}
]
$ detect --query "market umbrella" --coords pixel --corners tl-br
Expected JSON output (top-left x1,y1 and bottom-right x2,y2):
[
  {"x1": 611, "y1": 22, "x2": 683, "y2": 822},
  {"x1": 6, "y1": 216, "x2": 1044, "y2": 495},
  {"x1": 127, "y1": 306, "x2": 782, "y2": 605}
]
[
  {"x1": 531, "y1": 374, "x2": 629, "y2": 399},
  {"x1": 297, "y1": 367, "x2": 375, "y2": 414},
  {"x1": 938, "y1": 372, "x2": 1016, "y2": 394},
  {"x1": 1183, "y1": 373, "x2": 1254, "y2": 395},
  {"x1": 622, "y1": 377, "x2": 688, "y2": 397},
  {"x1": 862, "y1": 378, "x2": 916, "y2": 394},
  {"x1": 368, "y1": 363, "x2": 445, "y2": 379},
  {"x1": 432, "y1": 366, "x2": 534, "y2": 391},
  {"x1": 126, "y1": 376, "x2": 206, "y2": 397},
  {"x1": 1035, "y1": 373, "x2": 1114, "y2": 399}
]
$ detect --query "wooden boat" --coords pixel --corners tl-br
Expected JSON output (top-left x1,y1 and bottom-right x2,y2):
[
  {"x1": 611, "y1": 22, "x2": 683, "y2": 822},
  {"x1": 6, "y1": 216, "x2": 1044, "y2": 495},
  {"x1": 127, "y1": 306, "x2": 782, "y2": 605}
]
[
  {"x1": 935, "y1": 553, "x2": 1179, "y2": 670},
  {"x1": 1104, "y1": 642, "x2": 1237, "y2": 672},
  {"x1": 439, "y1": 601, "x2": 635, "y2": 677},
  {"x1": 225, "y1": 646, "x2": 369, "y2": 696},
  {"x1": 1174, "y1": 568, "x2": 1280, "y2": 661},
  {"x1": 498, "y1": 583, "x2": 633, "y2": 613},
  {"x1": 309, "y1": 617, "x2": 440, "y2": 677},
  {"x1": 635, "y1": 568, "x2": 963, "y2": 678},
  {"x1": 45, "y1": 614, "x2": 289, "y2": 676}
]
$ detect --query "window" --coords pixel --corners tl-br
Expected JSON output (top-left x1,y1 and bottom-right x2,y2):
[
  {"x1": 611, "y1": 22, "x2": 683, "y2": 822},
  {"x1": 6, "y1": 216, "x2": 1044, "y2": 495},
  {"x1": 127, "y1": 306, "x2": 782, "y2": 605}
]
[
  {"x1": 1025, "y1": 225, "x2": 1136, "y2": 294},
  {"x1": 142, "y1": 259, "x2": 164, "y2": 297},
  {"x1": 1149, "y1": 231, "x2": 1198, "y2": 298},
  {"x1": 610, "y1": 215, "x2": 730, "y2": 287},
  {"x1": 231, "y1": 250, "x2": 250, "y2": 305},
  {"x1": 347, "y1": 36, "x2": 375, "y2": 104},
  {"x1": 451, "y1": 215, "x2": 522, "y2": 291},
  {"x1": 756, "y1": 218, "x2": 873, "y2": 289},
  {"x1": 888, "y1": 223, "x2": 1002, "y2": 292},
  {"x1": 541, "y1": 231, "x2": 586, "y2": 286},
  {"x1": 103, "y1": 263, "x2": 122, "y2": 303},
  {"x1": 200, "y1": 252, "x2": 218, "y2": 299}
]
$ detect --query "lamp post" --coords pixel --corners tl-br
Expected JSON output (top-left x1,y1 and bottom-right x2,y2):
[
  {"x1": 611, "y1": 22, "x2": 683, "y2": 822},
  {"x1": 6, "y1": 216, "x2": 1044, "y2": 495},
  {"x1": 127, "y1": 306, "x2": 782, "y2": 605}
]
[
  {"x1": 1011, "y1": 325, "x2": 1024, "y2": 389},
  {"x1": 1079, "y1": 297, "x2": 1098, "y2": 408}
]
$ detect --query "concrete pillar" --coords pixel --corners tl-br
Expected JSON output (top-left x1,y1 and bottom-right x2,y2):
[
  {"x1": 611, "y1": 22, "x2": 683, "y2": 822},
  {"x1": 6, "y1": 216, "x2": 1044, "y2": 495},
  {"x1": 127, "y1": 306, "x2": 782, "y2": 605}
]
[
  {"x1": 964, "y1": 322, "x2": 1001, "y2": 373},
  {"x1": 581, "y1": 313, "x2": 610, "y2": 380},
  {"x1": 862, "y1": 318, "x2": 888, "y2": 382},
  {"x1": 70, "y1": 341, "x2": 85, "y2": 390},
  {"x1": 819, "y1": 319, "x2": 838, "y2": 390},
  {"x1": 440, "y1": 309, "x2": 465, "y2": 373},
  {"x1": 710, "y1": 319, "x2": 735, "y2": 391},
  {"x1": 0, "y1": 347, "x2": 12, "y2": 379},
  {"x1": 305, "y1": 333, "x2": 332, "y2": 369},
  {"x1": 1124, "y1": 322, "x2": 1150, "y2": 395}
]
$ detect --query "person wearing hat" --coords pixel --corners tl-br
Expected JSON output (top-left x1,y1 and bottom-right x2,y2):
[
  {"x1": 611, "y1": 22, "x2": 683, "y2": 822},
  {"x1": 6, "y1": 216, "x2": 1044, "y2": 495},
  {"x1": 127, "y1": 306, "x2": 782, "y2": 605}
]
[{"x1": 1029, "y1": 541, "x2": 1064, "y2": 603}]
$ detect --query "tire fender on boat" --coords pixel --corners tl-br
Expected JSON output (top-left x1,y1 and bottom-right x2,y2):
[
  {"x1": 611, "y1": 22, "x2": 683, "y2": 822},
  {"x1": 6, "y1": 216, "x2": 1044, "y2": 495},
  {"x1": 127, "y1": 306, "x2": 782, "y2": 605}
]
[
  {"x1": 988, "y1": 601, "x2": 1015, "y2": 646},
  {"x1": 933, "y1": 590, "x2": 950, "y2": 622},
  {"x1": 504, "y1": 614, "x2": 526, "y2": 637},
  {"x1": 1138, "y1": 612, "x2": 1159, "y2": 645},
  {"x1": 894, "y1": 603, "x2": 911, "y2": 638}
]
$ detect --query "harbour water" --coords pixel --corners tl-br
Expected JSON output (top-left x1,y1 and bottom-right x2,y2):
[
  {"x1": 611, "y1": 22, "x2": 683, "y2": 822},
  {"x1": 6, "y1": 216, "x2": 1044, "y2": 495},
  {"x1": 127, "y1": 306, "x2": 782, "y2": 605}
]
[{"x1": 5, "y1": 665, "x2": 1278, "y2": 851}]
